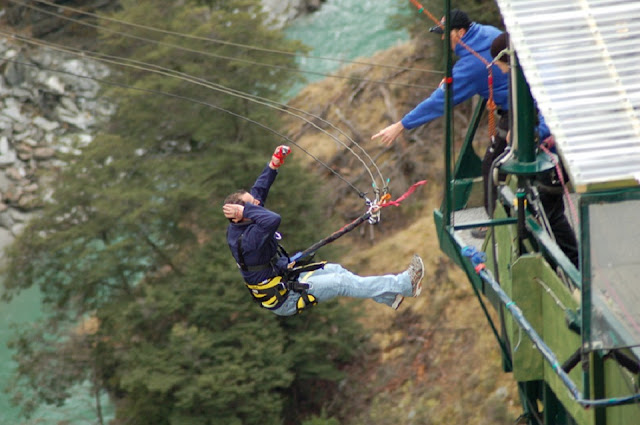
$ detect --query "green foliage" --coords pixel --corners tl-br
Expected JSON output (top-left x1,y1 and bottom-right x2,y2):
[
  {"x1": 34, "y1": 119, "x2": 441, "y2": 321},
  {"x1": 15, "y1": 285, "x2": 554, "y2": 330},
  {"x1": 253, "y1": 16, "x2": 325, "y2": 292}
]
[
  {"x1": 302, "y1": 413, "x2": 340, "y2": 425},
  {"x1": 98, "y1": 0, "x2": 307, "y2": 147},
  {"x1": 1, "y1": 1, "x2": 367, "y2": 424}
]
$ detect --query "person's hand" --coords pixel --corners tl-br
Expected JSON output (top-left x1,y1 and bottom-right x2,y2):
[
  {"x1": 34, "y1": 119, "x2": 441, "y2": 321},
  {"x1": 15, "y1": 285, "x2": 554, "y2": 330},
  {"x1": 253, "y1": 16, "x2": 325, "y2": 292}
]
[
  {"x1": 269, "y1": 145, "x2": 291, "y2": 169},
  {"x1": 371, "y1": 121, "x2": 405, "y2": 146},
  {"x1": 223, "y1": 203, "x2": 244, "y2": 223}
]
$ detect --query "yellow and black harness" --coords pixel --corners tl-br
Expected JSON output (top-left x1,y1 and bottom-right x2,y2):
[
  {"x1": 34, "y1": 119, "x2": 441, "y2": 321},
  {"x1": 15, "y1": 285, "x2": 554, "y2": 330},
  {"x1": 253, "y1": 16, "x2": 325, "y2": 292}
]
[
  {"x1": 244, "y1": 261, "x2": 326, "y2": 313},
  {"x1": 236, "y1": 233, "x2": 325, "y2": 314}
]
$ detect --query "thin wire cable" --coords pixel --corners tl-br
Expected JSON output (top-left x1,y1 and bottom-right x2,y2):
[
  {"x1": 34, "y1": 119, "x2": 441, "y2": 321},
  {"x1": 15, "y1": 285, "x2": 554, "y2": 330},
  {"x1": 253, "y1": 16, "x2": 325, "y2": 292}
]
[
  {"x1": 88, "y1": 44, "x2": 387, "y2": 191},
  {"x1": 29, "y1": 0, "x2": 442, "y2": 76},
  {"x1": 6, "y1": 0, "x2": 430, "y2": 189},
  {"x1": 7, "y1": 0, "x2": 438, "y2": 90},
  {"x1": 5, "y1": 56, "x2": 364, "y2": 196},
  {"x1": 2, "y1": 30, "x2": 382, "y2": 193}
]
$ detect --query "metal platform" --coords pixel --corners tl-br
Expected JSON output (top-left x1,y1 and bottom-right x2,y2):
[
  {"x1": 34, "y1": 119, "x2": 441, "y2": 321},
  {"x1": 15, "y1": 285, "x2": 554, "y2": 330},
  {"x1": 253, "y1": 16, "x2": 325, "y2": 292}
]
[{"x1": 451, "y1": 206, "x2": 489, "y2": 252}]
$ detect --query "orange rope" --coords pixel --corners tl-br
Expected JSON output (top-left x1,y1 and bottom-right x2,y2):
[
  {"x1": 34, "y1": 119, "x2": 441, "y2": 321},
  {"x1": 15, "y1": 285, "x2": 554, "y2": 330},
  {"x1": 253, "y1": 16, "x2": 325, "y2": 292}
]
[
  {"x1": 408, "y1": 0, "x2": 442, "y2": 27},
  {"x1": 486, "y1": 69, "x2": 497, "y2": 139}
]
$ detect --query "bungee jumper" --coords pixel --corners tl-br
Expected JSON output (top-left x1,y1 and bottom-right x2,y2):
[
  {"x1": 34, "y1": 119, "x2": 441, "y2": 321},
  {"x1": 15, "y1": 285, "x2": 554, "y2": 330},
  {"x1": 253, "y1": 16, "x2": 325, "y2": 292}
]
[{"x1": 223, "y1": 145, "x2": 425, "y2": 316}]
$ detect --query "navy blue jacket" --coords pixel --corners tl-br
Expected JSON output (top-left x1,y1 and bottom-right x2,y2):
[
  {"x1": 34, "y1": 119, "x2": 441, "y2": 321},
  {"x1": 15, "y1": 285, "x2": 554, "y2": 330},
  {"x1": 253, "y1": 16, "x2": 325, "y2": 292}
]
[{"x1": 226, "y1": 164, "x2": 290, "y2": 284}]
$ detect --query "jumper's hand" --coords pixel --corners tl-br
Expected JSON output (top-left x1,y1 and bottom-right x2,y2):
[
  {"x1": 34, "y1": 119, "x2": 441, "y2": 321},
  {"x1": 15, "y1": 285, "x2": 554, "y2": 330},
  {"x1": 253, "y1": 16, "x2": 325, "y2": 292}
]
[
  {"x1": 270, "y1": 145, "x2": 291, "y2": 169},
  {"x1": 223, "y1": 203, "x2": 244, "y2": 223},
  {"x1": 371, "y1": 121, "x2": 405, "y2": 146}
]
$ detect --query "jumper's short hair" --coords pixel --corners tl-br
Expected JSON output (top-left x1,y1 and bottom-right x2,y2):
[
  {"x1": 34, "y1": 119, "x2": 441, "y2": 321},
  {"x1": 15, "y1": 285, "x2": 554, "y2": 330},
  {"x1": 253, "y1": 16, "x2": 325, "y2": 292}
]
[{"x1": 224, "y1": 190, "x2": 248, "y2": 206}]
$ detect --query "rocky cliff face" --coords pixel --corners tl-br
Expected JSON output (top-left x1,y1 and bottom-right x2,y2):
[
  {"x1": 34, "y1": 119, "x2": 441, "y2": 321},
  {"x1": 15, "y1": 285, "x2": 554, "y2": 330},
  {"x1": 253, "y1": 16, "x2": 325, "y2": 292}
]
[
  {"x1": 2, "y1": 0, "x2": 325, "y2": 38},
  {"x1": 261, "y1": 0, "x2": 326, "y2": 27},
  {"x1": 0, "y1": 38, "x2": 114, "y2": 251},
  {"x1": 0, "y1": 0, "x2": 326, "y2": 251}
]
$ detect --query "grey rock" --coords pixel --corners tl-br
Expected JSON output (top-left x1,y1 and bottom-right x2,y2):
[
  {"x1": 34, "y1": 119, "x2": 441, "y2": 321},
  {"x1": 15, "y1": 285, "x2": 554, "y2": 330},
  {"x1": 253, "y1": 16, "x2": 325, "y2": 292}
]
[
  {"x1": 0, "y1": 136, "x2": 17, "y2": 166},
  {"x1": 33, "y1": 115, "x2": 60, "y2": 132},
  {"x1": 0, "y1": 172, "x2": 12, "y2": 193},
  {"x1": 5, "y1": 166, "x2": 25, "y2": 181},
  {"x1": 10, "y1": 208, "x2": 33, "y2": 223},
  {"x1": 2, "y1": 98, "x2": 26, "y2": 123},
  {"x1": 3, "y1": 51, "x2": 26, "y2": 86},
  {"x1": 261, "y1": 0, "x2": 326, "y2": 27},
  {"x1": 44, "y1": 75, "x2": 66, "y2": 94},
  {"x1": 11, "y1": 222, "x2": 25, "y2": 236},
  {"x1": 33, "y1": 147, "x2": 55, "y2": 160},
  {"x1": 0, "y1": 226, "x2": 14, "y2": 252}
]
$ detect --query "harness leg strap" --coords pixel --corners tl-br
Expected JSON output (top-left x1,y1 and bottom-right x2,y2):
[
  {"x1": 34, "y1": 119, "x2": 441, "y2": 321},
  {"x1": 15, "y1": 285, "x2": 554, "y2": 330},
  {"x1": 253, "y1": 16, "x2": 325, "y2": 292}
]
[{"x1": 296, "y1": 291, "x2": 317, "y2": 313}]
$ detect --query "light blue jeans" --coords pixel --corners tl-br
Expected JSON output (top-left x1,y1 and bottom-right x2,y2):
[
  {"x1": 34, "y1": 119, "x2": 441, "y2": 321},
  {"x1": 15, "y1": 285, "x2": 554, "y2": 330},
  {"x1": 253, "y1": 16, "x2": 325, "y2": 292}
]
[{"x1": 272, "y1": 263, "x2": 413, "y2": 316}]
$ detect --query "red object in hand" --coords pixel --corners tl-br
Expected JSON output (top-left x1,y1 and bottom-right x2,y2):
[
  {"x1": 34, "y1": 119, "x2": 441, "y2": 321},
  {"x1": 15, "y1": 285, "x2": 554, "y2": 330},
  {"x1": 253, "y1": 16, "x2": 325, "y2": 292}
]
[
  {"x1": 270, "y1": 145, "x2": 291, "y2": 168},
  {"x1": 274, "y1": 146, "x2": 290, "y2": 161}
]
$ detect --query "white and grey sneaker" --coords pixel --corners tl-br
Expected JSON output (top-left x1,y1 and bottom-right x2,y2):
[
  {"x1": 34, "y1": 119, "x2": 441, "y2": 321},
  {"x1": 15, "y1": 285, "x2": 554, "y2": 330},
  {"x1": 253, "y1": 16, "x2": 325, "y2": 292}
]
[
  {"x1": 407, "y1": 254, "x2": 424, "y2": 297},
  {"x1": 392, "y1": 294, "x2": 404, "y2": 310}
]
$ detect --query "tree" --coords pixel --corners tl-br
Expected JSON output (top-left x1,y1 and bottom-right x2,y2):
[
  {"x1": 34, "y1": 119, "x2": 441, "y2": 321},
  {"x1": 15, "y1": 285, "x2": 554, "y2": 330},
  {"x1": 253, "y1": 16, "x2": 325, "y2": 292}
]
[{"x1": 2, "y1": 1, "x2": 367, "y2": 424}]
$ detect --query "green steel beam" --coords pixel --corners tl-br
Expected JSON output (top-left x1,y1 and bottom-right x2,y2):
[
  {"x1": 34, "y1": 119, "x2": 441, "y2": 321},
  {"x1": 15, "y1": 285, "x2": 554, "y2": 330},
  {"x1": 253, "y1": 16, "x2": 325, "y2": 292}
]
[
  {"x1": 443, "y1": 0, "x2": 453, "y2": 226},
  {"x1": 453, "y1": 99, "x2": 486, "y2": 180},
  {"x1": 499, "y1": 52, "x2": 554, "y2": 177},
  {"x1": 581, "y1": 197, "x2": 592, "y2": 399},
  {"x1": 525, "y1": 216, "x2": 581, "y2": 289},
  {"x1": 593, "y1": 353, "x2": 606, "y2": 425}
]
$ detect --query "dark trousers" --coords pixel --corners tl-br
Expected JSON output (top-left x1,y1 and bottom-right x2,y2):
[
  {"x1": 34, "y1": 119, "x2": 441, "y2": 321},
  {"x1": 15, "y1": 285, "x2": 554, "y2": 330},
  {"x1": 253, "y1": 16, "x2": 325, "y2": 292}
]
[
  {"x1": 537, "y1": 170, "x2": 580, "y2": 268},
  {"x1": 481, "y1": 113, "x2": 510, "y2": 217},
  {"x1": 481, "y1": 112, "x2": 579, "y2": 268}
]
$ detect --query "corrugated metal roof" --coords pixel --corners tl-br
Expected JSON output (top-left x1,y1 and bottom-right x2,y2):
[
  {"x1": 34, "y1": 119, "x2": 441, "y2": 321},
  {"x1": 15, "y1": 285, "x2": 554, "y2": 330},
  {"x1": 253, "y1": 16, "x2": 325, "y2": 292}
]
[{"x1": 495, "y1": 0, "x2": 640, "y2": 192}]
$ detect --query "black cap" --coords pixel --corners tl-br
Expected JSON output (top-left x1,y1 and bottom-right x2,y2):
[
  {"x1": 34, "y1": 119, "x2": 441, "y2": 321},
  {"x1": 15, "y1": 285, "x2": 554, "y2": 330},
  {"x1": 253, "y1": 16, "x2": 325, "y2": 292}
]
[{"x1": 429, "y1": 9, "x2": 471, "y2": 34}]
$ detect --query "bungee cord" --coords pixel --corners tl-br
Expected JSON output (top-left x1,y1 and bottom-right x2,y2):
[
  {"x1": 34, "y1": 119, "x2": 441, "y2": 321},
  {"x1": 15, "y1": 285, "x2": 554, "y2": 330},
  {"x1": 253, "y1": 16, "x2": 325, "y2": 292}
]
[
  {"x1": 2, "y1": 30, "x2": 385, "y2": 198},
  {"x1": 0, "y1": 0, "x2": 438, "y2": 221},
  {"x1": 290, "y1": 180, "x2": 426, "y2": 262},
  {"x1": 2, "y1": 41, "x2": 429, "y2": 262},
  {"x1": 4, "y1": 55, "x2": 365, "y2": 196},
  {"x1": 25, "y1": 0, "x2": 443, "y2": 76},
  {"x1": 7, "y1": 0, "x2": 439, "y2": 91}
]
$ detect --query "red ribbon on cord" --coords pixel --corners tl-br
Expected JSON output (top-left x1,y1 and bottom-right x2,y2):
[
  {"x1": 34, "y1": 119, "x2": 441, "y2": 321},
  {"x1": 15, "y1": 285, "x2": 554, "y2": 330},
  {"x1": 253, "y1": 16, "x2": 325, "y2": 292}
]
[{"x1": 379, "y1": 180, "x2": 427, "y2": 208}]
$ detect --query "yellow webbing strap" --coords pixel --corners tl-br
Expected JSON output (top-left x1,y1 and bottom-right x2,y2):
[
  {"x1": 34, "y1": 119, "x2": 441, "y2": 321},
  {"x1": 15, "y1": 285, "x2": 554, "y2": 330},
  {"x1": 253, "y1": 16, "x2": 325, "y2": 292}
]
[
  {"x1": 295, "y1": 269, "x2": 320, "y2": 313},
  {"x1": 245, "y1": 276, "x2": 288, "y2": 310}
]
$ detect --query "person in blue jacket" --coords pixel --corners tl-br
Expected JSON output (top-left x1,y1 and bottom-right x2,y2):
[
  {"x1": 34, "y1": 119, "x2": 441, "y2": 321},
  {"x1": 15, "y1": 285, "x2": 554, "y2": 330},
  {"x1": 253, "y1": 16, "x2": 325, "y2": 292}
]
[
  {"x1": 223, "y1": 145, "x2": 425, "y2": 316},
  {"x1": 372, "y1": 9, "x2": 510, "y2": 220},
  {"x1": 490, "y1": 33, "x2": 579, "y2": 268}
]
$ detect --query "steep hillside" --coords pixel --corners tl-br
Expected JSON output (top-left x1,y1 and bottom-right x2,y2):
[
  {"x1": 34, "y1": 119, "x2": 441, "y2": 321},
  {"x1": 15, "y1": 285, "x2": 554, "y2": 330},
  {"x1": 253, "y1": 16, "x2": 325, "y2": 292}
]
[{"x1": 285, "y1": 41, "x2": 522, "y2": 425}]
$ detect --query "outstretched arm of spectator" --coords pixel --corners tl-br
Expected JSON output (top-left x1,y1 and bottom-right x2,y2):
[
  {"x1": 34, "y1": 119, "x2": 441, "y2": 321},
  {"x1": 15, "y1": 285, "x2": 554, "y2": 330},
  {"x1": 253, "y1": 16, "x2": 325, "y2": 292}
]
[{"x1": 371, "y1": 121, "x2": 405, "y2": 146}]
